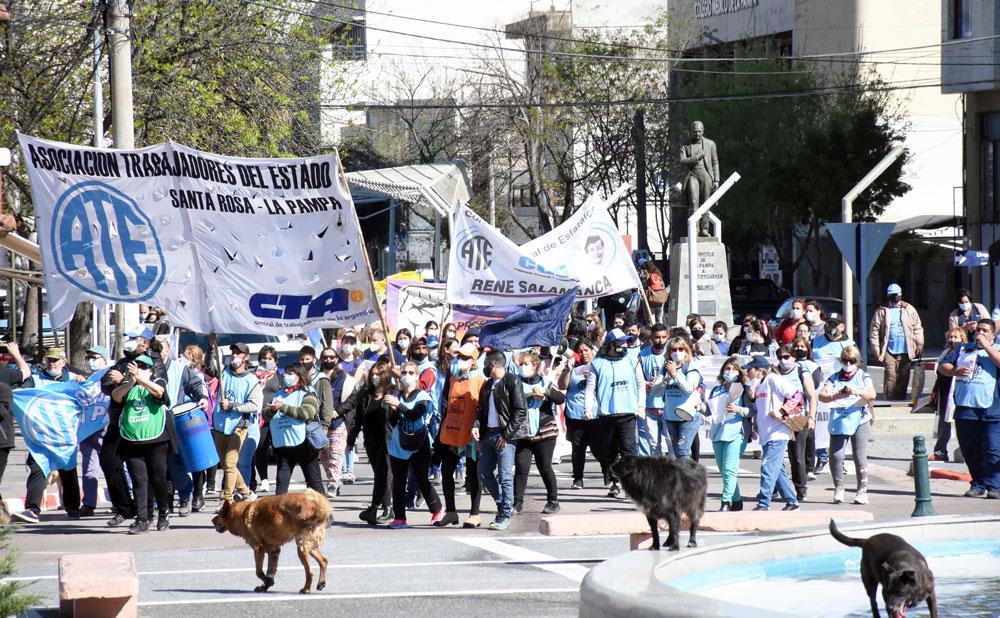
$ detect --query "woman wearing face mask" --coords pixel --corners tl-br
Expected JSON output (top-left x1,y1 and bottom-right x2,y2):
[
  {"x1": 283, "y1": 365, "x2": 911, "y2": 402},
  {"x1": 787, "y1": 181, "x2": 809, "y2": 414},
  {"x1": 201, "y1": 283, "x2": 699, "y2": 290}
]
[
  {"x1": 424, "y1": 320, "x2": 440, "y2": 344},
  {"x1": 742, "y1": 355, "x2": 800, "y2": 512},
  {"x1": 688, "y1": 316, "x2": 720, "y2": 357},
  {"x1": 394, "y1": 329, "x2": 413, "y2": 365},
  {"x1": 818, "y1": 346, "x2": 876, "y2": 505},
  {"x1": 111, "y1": 354, "x2": 173, "y2": 534},
  {"x1": 251, "y1": 346, "x2": 281, "y2": 494},
  {"x1": 734, "y1": 316, "x2": 778, "y2": 360},
  {"x1": 318, "y1": 348, "x2": 356, "y2": 497},
  {"x1": 434, "y1": 343, "x2": 486, "y2": 527},
  {"x1": 385, "y1": 362, "x2": 444, "y2": 528},
  {"x1": 948, "y1": 288, "x2": 990, "y2": 336},
  {"x1": 791, "y1": 337, "x2": 821, "y2": 483},
  {"x1": 776, "y1": 299, "x2": 807, "y2": 345},
  {"x1": 345, "y1": 360, "x2": 394, "y2": 525},
  {"x1": 804, "y1": 300, "x2": 827, "y2": 339},
  {"x1": 776, "y1": 343, "x2": 818, "y2": 502},
  {"x1": 711, "y1": 321, "x2": 730, "y2": 355},
  {"x1": 931, "y1": 327, "x2": 967, "y2": 462},
  {"x1": 585, "y1": 313, "x2": 605, "y2": 345},
  {"x1": 559, "y1": 339, "x2": 598, "y2": 490},
  {"x1": 336, "y1": 332, "x2": 365, "y2": 379},
  {"x1": 709, "y1": 358, "x2": 751, "y2": 511},
  {"x1": 661, "y1": 337, "x2": 703, "y2": 460},
  {"x1": 512, "y1": 351, "x2": 565, "y2": 515},
  {"x1": 812, "y1": 315, "x2": 855, "y2": 361},
  {"x1": 265, "y1": 363, "x2": 324, "y2": 496}
]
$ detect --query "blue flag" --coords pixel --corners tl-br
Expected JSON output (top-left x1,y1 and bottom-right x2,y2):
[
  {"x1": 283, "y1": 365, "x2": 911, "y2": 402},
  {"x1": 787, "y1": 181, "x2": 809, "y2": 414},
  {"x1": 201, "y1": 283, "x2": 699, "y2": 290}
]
[
  {"x1": 478, "y1": 288, "x2": 579, "y2": 351},
  {"x1": 12, "y1": 368, "x2": 111, "y2": 476}
]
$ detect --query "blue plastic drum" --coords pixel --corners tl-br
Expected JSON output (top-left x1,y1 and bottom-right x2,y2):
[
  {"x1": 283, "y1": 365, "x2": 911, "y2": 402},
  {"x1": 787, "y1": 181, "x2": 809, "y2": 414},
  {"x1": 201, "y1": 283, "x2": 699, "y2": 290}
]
[{"x1": 172, "y1": 402, "x2": 220, "y2": 473}]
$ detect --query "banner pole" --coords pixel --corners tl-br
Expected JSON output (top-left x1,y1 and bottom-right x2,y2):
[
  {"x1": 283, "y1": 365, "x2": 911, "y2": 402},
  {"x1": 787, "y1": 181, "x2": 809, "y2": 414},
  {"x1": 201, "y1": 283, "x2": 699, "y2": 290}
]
[
  {"x1": 638, "y1": 286, "x2": 656, "y2": 326},
  {"x1": 337, "y1": 155, "x2": 398, "y2": 372}
]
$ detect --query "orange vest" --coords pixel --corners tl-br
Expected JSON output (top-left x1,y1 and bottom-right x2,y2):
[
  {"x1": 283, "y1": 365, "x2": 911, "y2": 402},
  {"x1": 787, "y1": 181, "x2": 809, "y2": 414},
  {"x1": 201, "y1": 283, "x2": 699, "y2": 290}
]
[{"x1": 439, "y1": 374, "x2": 486, "y2": 447}]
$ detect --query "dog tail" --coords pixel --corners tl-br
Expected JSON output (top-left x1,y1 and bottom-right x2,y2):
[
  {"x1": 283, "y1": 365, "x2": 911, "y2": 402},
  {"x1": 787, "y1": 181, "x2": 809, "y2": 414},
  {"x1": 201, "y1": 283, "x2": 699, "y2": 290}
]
[{"x1": 828, "y1": 519, "x2": 865, "y2": 547}]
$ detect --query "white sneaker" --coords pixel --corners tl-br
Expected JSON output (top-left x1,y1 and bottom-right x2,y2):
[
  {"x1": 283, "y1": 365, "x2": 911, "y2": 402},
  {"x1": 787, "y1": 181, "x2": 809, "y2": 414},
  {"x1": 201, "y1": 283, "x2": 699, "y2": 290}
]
[
  {"x1": 11, "y1": 510, "x2": 39, "y2": 524},
  {"x1": 833, "y1": 487, "x2": 845, "y2": 504},
  {"x1": 853, "y1": 489, "x2": 869, "y2": 505},
  {"x1": 258, "y1": 480, "x2": 270, "y2": 494},
  {"x1": 247, "y1": 491, "x2": 258, "y2": 502},
  {"x1": 807, "y1": 472, "x2": 817, "y2": 481}
]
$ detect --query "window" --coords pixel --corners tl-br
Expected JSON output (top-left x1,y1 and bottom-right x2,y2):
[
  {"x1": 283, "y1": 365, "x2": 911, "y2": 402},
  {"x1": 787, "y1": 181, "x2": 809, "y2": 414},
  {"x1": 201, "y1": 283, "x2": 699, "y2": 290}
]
[
  {"x1": 330, "y1": 20, "x2": 366, "y2": 61},
  {"x1": 980, "y1": 113, "x2": 1000, "y2": 223},
  {"x1": 953, "y1": 0, "x2": 972, "y2": 39}
]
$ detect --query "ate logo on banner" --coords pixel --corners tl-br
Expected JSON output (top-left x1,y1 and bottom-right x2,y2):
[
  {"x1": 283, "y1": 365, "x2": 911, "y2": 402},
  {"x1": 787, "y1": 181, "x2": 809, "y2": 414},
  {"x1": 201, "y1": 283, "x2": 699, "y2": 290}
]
[
  {"x1": 459, "y1": 234, "x2": 493, "y2": 271},
  {"x1": 52, "y1": 181, "x2": 165, "y2": 302}
]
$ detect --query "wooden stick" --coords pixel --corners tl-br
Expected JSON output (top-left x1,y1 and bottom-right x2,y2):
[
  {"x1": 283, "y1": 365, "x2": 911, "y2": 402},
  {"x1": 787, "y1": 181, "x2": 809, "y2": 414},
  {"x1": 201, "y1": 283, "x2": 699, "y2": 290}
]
[
  {"x1": 638, "y1": 286, "x2": 656, "y2": 325},
  {"x1": 337, "y1": 155, "x2": 398, "y2": 372}
]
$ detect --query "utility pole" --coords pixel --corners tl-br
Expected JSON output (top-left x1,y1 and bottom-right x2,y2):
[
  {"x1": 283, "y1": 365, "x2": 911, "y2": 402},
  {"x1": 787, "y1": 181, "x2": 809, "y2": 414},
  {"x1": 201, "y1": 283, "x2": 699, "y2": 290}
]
[
  {"x1": 91, "y1": 0, "x2": 104, "y2": 353},
  {"x1": 107, "y1": 0, "x2": 134, "y2": 354},
  {"x1": 632, "y1": 109, "x2": 648, "y2": 252}
]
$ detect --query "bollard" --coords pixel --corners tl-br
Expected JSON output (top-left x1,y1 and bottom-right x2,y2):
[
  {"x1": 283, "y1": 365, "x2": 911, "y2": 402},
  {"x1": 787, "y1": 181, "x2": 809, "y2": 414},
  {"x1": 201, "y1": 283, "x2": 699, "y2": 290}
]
[{"x1": 911, "y1": 435, "x2": 936, "y2": 517}]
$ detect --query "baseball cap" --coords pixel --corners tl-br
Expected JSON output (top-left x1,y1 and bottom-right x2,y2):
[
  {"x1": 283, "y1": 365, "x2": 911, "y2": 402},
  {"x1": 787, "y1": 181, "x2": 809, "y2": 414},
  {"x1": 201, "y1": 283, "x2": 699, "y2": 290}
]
[
  {"x1": 886, "y1": 283, "x2": 902, "y2": 295},
  {"x1": 341, "y1": 331, "x2": 358, "y2": 342},
  {"x1": 637, "y1": 258, "x2": 649, "y2": 267},
  {"x1": 43, "y1": 347, "x2": 66, "y2": 360},
  {"x1": 229, "y1": 342, "x2": 250, "y2": 354},
  {"x1": 134, "y1": 354, "x2": 154, "y2": 367},
  {"x1": 86, "y1": 345, "x2": 110, "y2": 359},
  {"x1": 412, "y1": 336, "x2": 429, "y2": 347},
  {"x1": 743, "y1": 355, "x2": 771, "y2": 370},
  {"x1": 124, "y1": 326, "x2": 154, "y2": 340},
  {"x1": 604, "y1": 328, "x2": 630, "y2": 344}
]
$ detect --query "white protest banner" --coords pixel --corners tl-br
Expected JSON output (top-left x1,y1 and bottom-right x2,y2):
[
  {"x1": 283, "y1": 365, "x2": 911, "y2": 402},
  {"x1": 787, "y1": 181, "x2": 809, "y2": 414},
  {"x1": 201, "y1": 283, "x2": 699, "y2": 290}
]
[
  {"x1": 447, "y1": 204, "x2": 576, "y2": 306},
  {"x1": 523, "y1": 190, "x2": 642, "y2": 299},
  {"x1": 18, "y1": 133, "x2": 377, "y2": 334}
]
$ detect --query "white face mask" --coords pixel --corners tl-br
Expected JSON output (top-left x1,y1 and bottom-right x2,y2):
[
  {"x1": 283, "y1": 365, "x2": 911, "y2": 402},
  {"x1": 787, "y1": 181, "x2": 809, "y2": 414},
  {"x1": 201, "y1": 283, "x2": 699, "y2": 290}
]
[
  {"x1": 670, "y1": 351, "x2": 685, "y2": 363},
  {"x1": 805, "y1": 310, "x2": 819, "y2": 324},
  {"x1": 789, "y1": 309, "x2": 803, "y2": 320},
  {"x1": 261, "y1": 359, "x2": 276, "y2": 371},
  {"x1": 371, "y1": 375, "x2": 382, "y2": 386},
  {"x1": 341, "y1": 343, "x2": 355, "y2": 356},
  {"x1": 400, "y1": 374, "x2": 417, "y2": 389},
  {"x1": 283, "y1": 374, "x2": 298, "y2": 388},
  {"x1": 519, "y1": 363, "x2": 535, "y2": 378},
  {"x1": 122, "y1": 339, "x2": 139, "y2": 354},
  {"x1": 742, "y1": 326, "x2": 752, "y2": 336},
  {"x1": 842, "y1": 362, "x2": 858, "y2": 374},
  {"x1": 397, "y1": 338, "x2": 410, "y2": 351},
  {"x1": 722, "y1": 370, "x2": 739, "y2": 383},
  {"x1": 778, "y1": 357, "x2": 795, "y2": 372},
  {"x1": 87, "y1": 358, "x2": 104, "y2": 372},
  {"x1": 959, "y1": 302, "x2": 972, "y2": 312},
  {"x1": 230, "y1": 356, "x2": 244, "y2": 370},
  {"x1": 456, "y1": 359, "x2": 472, "y2": 373}
]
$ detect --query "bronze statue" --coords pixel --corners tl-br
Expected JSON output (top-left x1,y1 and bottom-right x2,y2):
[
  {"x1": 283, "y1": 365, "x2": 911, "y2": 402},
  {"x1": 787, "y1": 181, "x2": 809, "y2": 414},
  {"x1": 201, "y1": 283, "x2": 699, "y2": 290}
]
[{"x1": 679, "y1": 121, "x2": 720, "y2": 237}]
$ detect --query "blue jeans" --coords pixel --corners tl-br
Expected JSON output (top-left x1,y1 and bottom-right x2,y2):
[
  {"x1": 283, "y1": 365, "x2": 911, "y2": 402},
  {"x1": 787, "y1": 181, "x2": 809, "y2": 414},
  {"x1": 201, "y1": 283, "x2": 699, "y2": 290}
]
[
  {"x1": 636, "y1": 411, "x2": 667, "y2": 457},
  {"x1": 80, "y1": 430, "x2": 104, "y2": 508},
  {"x1": 478, "y1": 431, "x2": 516, "y2": 519},
  {"x1": 758, "y1": 439, "x2": 798, "y2": 509},
  {"x1": 168, "y1": 451, "x2": 193, "y2": 502},
  {"x1": 664, "y1": 419, "x2": 700, "y2": 459},
  {"x1": 344, "y1": 447, "x2": 356, "y2": 473},
  {"x1": 237, "y1": 422, "x2": 260, "y2": 491}
]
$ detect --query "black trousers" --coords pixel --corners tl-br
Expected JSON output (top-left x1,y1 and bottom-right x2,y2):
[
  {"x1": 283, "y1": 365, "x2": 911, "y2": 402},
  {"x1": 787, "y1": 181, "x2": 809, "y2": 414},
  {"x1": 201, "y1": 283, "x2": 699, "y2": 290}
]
[
  {"x1": 600, "y1": 414, "x2": 636, "y2": 475},
  {"x1": 99, "y1": 425, "x2": 136, "y2": 518},
  {"x1": 0, "y1": 448, "x2": 10, "y2": 502},
  {"x1": 389, "y1": 443, "x2": 441, "y2": 521},
  {"x1": 565, "y1": 418, "x2": 601, "y2": 483},
  {"x1": 253, "y1": 423, "x2": 272, "y2": 488},
  {"x1": 787, "y1": 426, "x2": 811, "y2": 497},
  {"x1": 440, "y1": 448, "x2": 480, "y2": 514},
  {"x1": 274, "y1": 441, "x2": 324, "y2": 495},
  {"x1": 365, "y1": 438, "x2": 392, "y2": 509},
  {"x1": 514, "y1": 437, "x2": 559, "y2": 505},
  {"x1": 119, "y1": 441, "x2": 170, "y2": 521},
  {"x1": 25, "y1": 454, "x2": 81, "y2": 515}
]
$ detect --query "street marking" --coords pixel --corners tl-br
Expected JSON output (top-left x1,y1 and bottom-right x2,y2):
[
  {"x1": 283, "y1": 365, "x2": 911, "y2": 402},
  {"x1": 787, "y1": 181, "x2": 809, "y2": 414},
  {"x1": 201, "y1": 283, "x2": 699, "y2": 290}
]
[
  {"x1": 454, "y1": 537, "x2": 590, "y2": 583},
  {"x1": 135, "y1": 587, "x2": 580, "y2": 606},
  {"x1": 5, "y1": 557, "x2": 603, "y2": 583}
]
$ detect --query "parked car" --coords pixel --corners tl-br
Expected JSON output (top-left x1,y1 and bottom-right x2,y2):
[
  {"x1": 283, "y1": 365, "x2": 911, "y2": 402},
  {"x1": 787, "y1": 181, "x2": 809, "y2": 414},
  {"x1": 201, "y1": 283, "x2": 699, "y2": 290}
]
[{"x1": 730, "y1": 278, "x2": 791, "y2": 323}]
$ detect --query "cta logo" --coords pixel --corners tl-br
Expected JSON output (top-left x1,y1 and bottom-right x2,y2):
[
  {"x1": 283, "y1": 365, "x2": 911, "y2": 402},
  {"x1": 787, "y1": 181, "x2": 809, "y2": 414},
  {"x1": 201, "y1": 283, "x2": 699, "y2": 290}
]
[
  {"x1": 459, "y1": 234, "x2": 493, "y2": 271},
  {"x1": 52, "y1": 181, "x2": 165, "y2": 301},
  {"x1": 249, "y1": 287, "x2": 359, "y2": 320}
]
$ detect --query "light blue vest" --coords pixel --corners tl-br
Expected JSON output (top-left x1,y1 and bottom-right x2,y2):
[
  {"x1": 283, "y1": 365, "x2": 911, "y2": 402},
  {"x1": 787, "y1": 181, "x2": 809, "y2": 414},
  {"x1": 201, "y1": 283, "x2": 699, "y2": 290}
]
[
  {"x1": 662, "y1": 366, "x2": 702, "y2": 422},
  {"x1": 165, "y1": 360, "x2": 186, "y2": 409},
  {"x1": 389, "y1": 389, "x2": 432, "y2": 460},
  {"x1": 639, "y1": 346, "x2": 667, "y2": 408},
  {"x1": 521, "y1": 378, "x2": 542, "y2": 436},
  {"x1": 825, "y1": 370, "x2": 870, "y2": 436},
  {"x1": 813, "y1": 336, "x2": 855, "y2": 361},
  {"x1": 948, "y1": 343, "x2": 1000, "y2": 409},
  {"x1": 269, "y1": 388, "x2": 307, "y2": 448},
  {"x1": 565, "y1": 365, "x2": 590, "y2": 420},
  {"x1": 708, "y1": 383, "x2": 744, "y2": 442},
  {"x1": 213, "y1": 368, "x2": 259, "y2": 435},
  {"x1": 591, "y1": 355, "x2": 639, "y2": 416}
]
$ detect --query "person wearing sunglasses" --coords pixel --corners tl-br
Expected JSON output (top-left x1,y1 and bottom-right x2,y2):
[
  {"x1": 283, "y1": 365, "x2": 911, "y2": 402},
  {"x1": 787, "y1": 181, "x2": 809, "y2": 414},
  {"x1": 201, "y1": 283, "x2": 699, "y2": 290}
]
[
  {"x1": 512, "y1": 351, "x2": 565, "y2": 515},
  {"x1": 660, "y1": 337, "x2": 703, "y2": 460},
  {"x1": 775, "y1": 343, "x2": 818, "y2": 503},
  {"x1": 385, "y1": 362, "x2": 444, "y2": 529},
  {"x1": 265, "y1": 362, "x2": 324, "y2": 497}
]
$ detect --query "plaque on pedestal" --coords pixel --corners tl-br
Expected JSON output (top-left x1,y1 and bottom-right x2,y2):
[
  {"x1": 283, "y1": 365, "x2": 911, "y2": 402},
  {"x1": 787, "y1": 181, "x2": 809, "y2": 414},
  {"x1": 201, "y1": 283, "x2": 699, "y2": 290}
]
[{"x1": 667, "y1": 239, "x2": 733, "y2": 327}]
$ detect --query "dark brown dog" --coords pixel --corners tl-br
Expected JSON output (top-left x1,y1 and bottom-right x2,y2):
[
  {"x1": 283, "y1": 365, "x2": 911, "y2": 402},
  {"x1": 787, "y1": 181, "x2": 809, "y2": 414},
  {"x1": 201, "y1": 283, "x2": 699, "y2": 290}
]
[
  {"x1": 212, "y1": 489, "x2": 331, "y2": 594},
  {"x1": 829, "y1": 520, "x2": 938, "y2": 618},
  {"x1": 611, "y1": 455, "x2": 707, "y2": 551}
]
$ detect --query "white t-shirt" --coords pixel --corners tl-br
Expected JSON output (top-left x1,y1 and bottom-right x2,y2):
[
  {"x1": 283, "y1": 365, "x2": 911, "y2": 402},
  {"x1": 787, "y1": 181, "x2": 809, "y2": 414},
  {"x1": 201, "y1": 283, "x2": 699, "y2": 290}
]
[{"x1": 752, "y1": 372, "x2": 798, "y2": 444}]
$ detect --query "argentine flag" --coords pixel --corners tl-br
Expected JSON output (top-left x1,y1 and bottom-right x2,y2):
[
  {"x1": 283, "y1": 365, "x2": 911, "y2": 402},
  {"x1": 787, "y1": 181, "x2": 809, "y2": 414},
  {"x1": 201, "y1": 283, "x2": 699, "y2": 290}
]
[{"x1": 12, "y1": 368, "x2": 110, "y2": 476}]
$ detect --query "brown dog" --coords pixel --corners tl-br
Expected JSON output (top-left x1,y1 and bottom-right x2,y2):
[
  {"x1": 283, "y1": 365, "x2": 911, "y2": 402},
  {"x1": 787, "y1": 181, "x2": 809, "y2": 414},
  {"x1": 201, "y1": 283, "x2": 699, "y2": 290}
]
[
  {"x1": 829, "y1": 520, "x2": 938, "y2": 618},
  {"x1": 212, "y1": 489, "x2": 331, "y2": 594}
]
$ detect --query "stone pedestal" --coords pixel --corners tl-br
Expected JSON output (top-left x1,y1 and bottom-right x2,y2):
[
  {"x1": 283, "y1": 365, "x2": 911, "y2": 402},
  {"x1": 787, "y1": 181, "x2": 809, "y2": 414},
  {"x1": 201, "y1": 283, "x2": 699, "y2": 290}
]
[{"x1": 667, "y1": 238, "x2": 733, "y2": 327}]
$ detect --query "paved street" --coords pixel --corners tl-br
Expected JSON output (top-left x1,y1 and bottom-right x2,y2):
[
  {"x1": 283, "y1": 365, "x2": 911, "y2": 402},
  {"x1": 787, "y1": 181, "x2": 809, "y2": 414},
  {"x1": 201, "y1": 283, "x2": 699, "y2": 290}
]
[{"x1": 5, "y1": 424, "x2": 998, "y2": 617}]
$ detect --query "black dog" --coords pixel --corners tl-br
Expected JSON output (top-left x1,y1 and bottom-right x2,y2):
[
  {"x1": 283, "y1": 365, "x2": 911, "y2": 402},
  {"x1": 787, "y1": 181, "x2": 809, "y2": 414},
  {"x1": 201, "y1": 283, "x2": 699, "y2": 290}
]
[
  {"x1": 829, "y1": 520, "x2": 938, "y2": 618},
  {"x1": 610, "y1": 455, "x2": 707, "y2": 551}
]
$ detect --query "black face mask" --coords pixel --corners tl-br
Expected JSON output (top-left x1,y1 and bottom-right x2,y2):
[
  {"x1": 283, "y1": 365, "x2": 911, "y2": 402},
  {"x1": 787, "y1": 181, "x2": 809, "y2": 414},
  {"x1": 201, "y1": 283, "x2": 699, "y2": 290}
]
[
  {"x1": 321, "y1": 360, "x2": 338, "y2": 371},
  {"x1": 888, "y1": 294, "x2": 901, "y2": 304},
  {"x1": 411, "y1": 352, "x2": 428, "y2": 362},
  {"x1": 301, "y1": 361, "x2": 314, "y2": 371},
  {"x1": 793, "y1": 349, "x2": 808, "y2": 360},
  {"x1": 691, "y1": 329, "x2": 704, "y2": 340}
]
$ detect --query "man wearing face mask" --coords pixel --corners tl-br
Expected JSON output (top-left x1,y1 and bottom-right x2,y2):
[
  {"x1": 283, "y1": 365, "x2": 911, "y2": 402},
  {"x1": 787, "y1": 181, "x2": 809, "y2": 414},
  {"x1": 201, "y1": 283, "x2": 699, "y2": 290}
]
[
  {"x1": 100, "y1": 326, "x2": 160, "y2": 527},
  {"x1": 639, "y1": 325, "x2": 671, "y2": 457},
  {"x1": 869, "y1": 283, "x2": 924, "y2": 401},
  {"x1": 948, "y1": 288, "x2": 990, "y2": 335},
  {"x1": 298, "y1": 345, "x2": 335, "y2": 443},
  {"x1": 475, "y1": 349, "x2": 528, "y2": 530},
  {"x1": 212, "y1": 342, "x2": 262, "y2": 504},
  {"x1": 78, "y1": 346, "x2": 110, "y2": 516}
]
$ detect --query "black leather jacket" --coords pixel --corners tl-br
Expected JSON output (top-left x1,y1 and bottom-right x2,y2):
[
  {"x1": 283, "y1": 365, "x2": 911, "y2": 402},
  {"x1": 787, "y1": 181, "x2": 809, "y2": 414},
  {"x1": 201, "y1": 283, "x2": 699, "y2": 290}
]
[{"x1": 476, "y1": 372, "x2": 529, "y2": 442}]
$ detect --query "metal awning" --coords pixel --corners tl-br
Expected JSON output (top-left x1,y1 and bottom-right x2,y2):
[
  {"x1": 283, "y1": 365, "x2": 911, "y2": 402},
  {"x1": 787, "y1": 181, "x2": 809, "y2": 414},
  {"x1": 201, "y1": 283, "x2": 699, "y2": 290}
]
[
  {"x1": 891, "y1": 214, "x2": 963, "y2": 235},
  {"x1": 345, "y1": 163, "x2": 470, "y2": 215}
]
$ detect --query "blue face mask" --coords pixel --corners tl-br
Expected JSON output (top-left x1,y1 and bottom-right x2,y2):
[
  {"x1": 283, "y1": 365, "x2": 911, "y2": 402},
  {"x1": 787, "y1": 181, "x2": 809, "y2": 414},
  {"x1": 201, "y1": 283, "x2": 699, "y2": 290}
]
[
  {"x1": 723, "y1": 371, "x2": 739, "y2": 383},
  {"x1": 283, "y1": 374, "x2": 298, "y2": 388}
]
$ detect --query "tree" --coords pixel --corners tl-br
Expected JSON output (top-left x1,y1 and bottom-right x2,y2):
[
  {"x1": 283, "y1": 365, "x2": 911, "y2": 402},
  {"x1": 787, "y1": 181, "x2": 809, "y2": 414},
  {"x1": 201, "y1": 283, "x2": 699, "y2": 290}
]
[
  {"x1": 675, "y1": 53, "x2": 910, "y2": 287},
  {"x1": 0, "y1": 525, "x2": 41, "y2": 615}
]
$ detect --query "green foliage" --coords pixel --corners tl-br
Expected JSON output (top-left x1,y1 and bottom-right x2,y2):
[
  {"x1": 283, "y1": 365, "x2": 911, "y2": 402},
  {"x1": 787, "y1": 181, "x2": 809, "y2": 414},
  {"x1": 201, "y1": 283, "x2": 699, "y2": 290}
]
[{"x1": 0, "y1": 525, "x2": 41, "y2": 615}]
